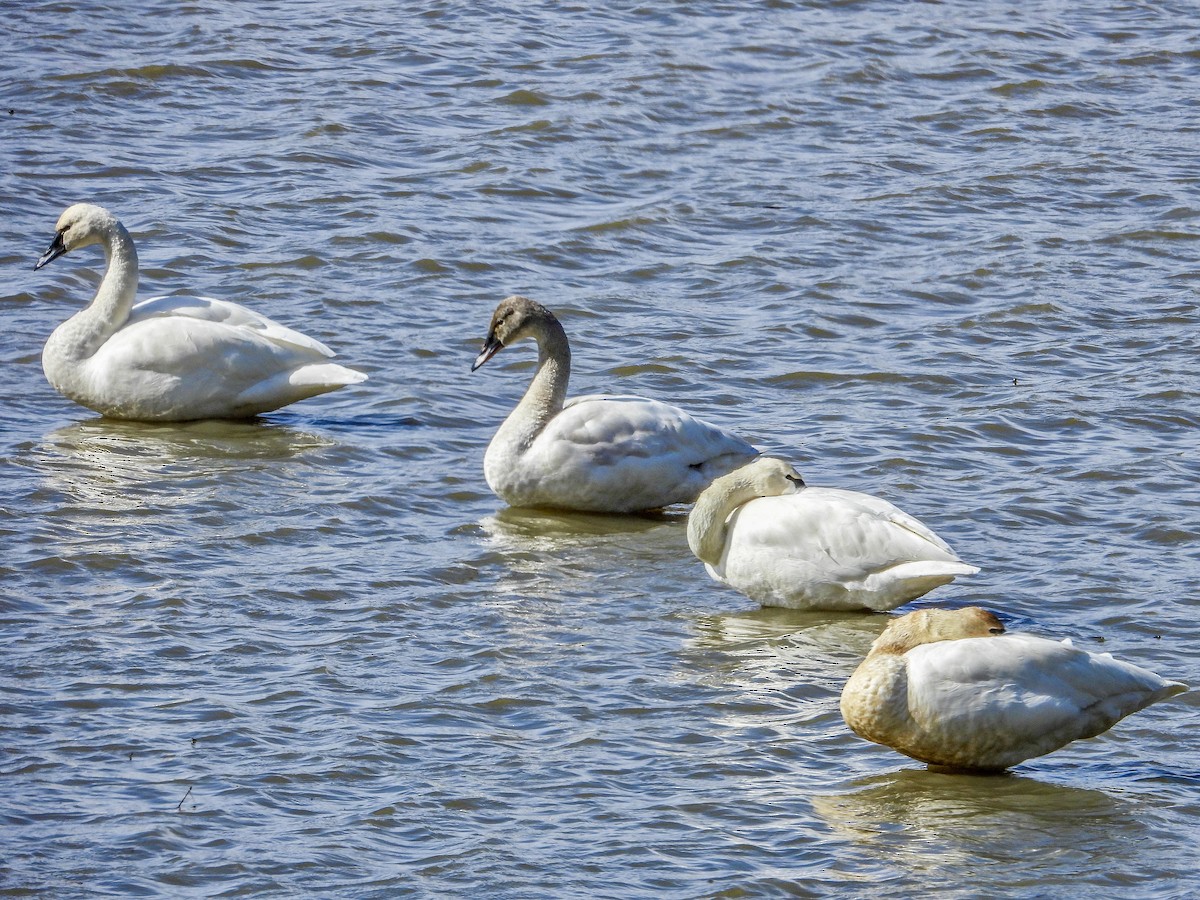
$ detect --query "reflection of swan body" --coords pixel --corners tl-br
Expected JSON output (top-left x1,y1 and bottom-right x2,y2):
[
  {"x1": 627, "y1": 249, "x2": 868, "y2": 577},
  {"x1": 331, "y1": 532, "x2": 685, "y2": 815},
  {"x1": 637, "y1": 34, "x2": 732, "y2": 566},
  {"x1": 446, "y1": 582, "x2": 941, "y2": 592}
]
[
  {"x1": 688, "y1": 458, "x2": 977, "y2": 611},
  {"x1": 470, "y1": 296, "x2": 756, "y2": 513},
  {"x1": 41, "y1": 418, "x2": 335, "y2": 508},
  {"x1": 34, "y1": 204, "x2": 366, "y2": 421},
  {"x1": 814, "y1": 769, "x2": 1130, "y2": 869},
  {"x1": 840, "y1": 607, "x2": 1187, "y2": 771}
]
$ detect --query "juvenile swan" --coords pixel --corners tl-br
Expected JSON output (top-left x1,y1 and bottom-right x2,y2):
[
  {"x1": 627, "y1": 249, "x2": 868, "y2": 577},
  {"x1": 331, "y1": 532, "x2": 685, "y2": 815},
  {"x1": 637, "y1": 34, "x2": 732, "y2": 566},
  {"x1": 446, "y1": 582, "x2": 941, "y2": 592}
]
[
  {"x1": 840, "y1": 607, "x2": 1188, "y2": 771},
  {"x1": 471, "y1": 296, "x2": 756, "y2": 512},
  {"x1": 688, "y1": 458, "x2": 977, "y2": 611},
  {"x1": 34, "y1": 203, "x2": 366, "y2": 421}
]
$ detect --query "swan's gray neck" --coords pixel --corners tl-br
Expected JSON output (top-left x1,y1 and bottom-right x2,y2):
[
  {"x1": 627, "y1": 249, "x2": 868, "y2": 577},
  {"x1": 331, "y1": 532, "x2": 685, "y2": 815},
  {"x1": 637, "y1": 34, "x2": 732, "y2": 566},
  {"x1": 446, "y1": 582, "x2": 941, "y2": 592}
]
[
  {"x1": 687, "y1": 470, "x2": 764, "y2": 565},
  {"x1": 53, "y1": 221, "x2": 139, "y2": 361},
  {"x1": 494, "y1": 315, "x2": 571, "y2": 454}
]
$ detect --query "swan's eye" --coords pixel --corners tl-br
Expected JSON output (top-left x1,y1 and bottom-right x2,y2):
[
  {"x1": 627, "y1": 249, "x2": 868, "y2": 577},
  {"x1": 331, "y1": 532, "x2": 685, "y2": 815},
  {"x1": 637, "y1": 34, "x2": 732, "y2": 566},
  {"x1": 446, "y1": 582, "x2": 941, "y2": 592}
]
[{"x1": 988, "y1": 627, "x2": 1005, "y2": 635}]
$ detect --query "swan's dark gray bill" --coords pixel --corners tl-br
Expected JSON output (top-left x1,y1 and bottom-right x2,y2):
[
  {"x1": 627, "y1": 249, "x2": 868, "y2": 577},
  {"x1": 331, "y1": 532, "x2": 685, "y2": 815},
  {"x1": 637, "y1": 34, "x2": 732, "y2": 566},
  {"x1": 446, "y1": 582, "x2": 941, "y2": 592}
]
[
  {"x1": 471, "y1": 335, "x2": 504, "y2": 371},
  {"x1": 35, "y1": 232, "x2": 67, "y2": 270}
]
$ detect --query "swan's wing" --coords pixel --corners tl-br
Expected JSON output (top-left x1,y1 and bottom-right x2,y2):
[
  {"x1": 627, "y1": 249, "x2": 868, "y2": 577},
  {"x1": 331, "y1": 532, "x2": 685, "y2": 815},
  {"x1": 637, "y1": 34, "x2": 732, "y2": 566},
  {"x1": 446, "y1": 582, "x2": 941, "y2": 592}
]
[
  {"x1": 130, "y1": 295, "x2": 336, "y2": 357},
  {"x1": 906, "y1": 635, "x2": 1186, "y2": 751},
  {"x1": 554, "y1": 395, "x2": 755, "y2": 464},
  {"x1": 809, "y1": 487, "x2": 959, "y2": 555},
  {"x1": 520, "y1": 395, "x2": 755, "y2": 509},
  {"x1": 734, "y1": 488, "x2": 967, "y2": 569}
]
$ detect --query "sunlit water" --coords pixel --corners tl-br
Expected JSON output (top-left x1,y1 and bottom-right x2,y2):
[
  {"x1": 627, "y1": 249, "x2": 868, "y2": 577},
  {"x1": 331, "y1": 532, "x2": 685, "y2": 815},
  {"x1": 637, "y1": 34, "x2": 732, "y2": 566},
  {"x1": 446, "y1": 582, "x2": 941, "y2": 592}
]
[{"x1": 3, "y1": 2, "x2": 1199, "y2": 897}]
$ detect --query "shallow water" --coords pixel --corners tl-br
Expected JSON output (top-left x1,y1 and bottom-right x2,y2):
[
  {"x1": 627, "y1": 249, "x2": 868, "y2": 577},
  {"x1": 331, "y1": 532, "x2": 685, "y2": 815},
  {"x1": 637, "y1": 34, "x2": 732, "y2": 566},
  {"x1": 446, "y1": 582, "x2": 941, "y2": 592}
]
[{"x1": 3, "y1": 1, "x2": 1199, "y2": 897}]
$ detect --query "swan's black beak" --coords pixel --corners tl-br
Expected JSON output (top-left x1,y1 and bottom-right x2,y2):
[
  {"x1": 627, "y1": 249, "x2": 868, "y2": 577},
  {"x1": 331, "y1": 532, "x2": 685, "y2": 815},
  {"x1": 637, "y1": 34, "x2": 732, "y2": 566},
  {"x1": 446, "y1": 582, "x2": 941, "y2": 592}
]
[
  {"x1": 786, "y1": 472, "x2": 806, "y2": 488},
  {"x1": 35, "y1": 231, "x2": 67, "y2": 270},
  {"x1": 471, "y1": 333, "x2": 504, "y2": 371}
]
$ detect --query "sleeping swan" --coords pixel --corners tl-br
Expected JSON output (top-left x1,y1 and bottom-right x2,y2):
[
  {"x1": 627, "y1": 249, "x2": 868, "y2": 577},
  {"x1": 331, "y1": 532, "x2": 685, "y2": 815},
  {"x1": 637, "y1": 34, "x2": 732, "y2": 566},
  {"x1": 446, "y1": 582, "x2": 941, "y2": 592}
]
[
  {"x1": 840, "y1": 607, "x2": 1188, "y2": 771},
  {"x1": 470, "y1": 295, "x2": 756, "y2": 512},
  {"x1": 33, "y1": 203, "x2": 366, "y2": 421},
  {"x1": 688, "y1": 457, "x2": 977, "y2": 611}
]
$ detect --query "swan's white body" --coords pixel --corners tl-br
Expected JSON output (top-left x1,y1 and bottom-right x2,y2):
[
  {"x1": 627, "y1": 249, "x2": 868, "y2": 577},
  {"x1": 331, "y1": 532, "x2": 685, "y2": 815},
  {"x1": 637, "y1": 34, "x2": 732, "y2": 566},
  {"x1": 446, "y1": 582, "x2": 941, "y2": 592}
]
[
  {"x1": 688, "y1": 459, "x2": 977, "y2": 611},
  {"x1": 35, "y1": 204, "x2": 366, "y2": 421},
  {"x1": 841, "y1": 608, "x2": 1187, "y2": 771},
  {"x1": 472, "y1": 296, "x2": 756, "y2": 513}
]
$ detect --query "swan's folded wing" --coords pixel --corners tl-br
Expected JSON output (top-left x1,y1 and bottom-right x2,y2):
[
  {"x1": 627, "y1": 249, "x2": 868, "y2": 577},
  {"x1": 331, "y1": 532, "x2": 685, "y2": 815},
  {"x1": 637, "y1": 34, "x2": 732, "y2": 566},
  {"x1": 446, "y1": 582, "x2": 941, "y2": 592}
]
[
  {"x1": 849, "y1": 492, "x2": 961, "y2": 557},
  {"x1": 905, "y1": 635, "x2": 1185, "y2": 749},
  {"x1": 738, "y1": 489, "x2": 968, "y2": 572},
  {"x1": 130, "y1": 295, "x2": 336, "y2": 357},
  {"x1": 513, "y1": 395, "x2": 754, "y2": 509},
  {"x1": 559, "y1": 395, "x2": 754, "y2": 462}
]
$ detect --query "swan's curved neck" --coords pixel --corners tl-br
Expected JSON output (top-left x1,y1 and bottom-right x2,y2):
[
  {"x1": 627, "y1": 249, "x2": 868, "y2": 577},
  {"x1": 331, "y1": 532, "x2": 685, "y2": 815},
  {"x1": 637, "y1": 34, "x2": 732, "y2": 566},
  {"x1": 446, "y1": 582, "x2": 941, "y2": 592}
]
[
  {"x1": 687, "y1": 470, "x2": 764, "y2": 565},
  {"x1": 495, "y1": 315, "x2": 571, "y2": 454},
  {"x1": 55, "y1": 221, "x2": 139, "y2": 360}
]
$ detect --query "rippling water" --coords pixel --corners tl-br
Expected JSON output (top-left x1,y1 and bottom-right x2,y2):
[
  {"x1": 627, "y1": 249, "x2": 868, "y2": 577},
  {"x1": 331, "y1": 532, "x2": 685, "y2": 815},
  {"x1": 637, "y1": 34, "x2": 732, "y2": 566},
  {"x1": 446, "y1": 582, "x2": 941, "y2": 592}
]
[{"x1": 3, "y1": 2, "x2": 1199, "y2": 896}]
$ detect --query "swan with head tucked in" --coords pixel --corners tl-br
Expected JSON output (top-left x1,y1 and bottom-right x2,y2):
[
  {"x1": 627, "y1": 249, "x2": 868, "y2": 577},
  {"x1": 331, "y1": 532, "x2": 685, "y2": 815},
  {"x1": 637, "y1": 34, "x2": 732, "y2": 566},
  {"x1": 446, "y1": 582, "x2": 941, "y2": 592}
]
[
  {"x1": 840, "y1": 607, "x2": 1188, "y2": 771},
  {"x1": 33, "y1": 203, "x2": 366, "y2": 421},
  {"x1": 688, "y1": 457, "x2": 977, "y2": 611},
  {"x1": 470, "y1": 295, "x2": 757, "y2": 513}
]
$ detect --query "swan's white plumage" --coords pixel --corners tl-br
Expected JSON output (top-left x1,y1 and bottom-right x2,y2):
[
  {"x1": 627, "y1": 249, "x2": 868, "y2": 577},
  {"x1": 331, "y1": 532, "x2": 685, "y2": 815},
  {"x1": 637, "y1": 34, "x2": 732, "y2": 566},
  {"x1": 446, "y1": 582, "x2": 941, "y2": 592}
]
[
  {"x1": 688, "y1": 458, "x2": 976, "y2": 610},
  {"x1": 504, "y1": 392, "x2": 755, "y2": 512},
  {"x1": 840, "y1": 607, "x2": 1187, "y2": 771},
  {"x1": 472, "y1": 296, "x2": 756, "y2": 513},
  {"x1": 128, "y1": 295, "x2": 336, "y2": 356},
  {"x1": 35, "y1": 204, "x2": 366, "y2": 421}
]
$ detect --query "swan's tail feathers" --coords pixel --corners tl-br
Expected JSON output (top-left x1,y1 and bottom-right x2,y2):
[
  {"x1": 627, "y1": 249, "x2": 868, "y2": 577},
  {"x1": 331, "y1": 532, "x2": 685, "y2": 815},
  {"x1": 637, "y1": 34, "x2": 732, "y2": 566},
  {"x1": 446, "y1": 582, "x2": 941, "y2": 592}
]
[
  {"x1": 856, "y1": 560, "x2": 980, "y2": 610},
  {"x1": 885, "y1": 559, "x2": 980, "y2": 584},
  {"x1": 289, "y1": 363, "x2": 368, "y2": 389},
  {"x1": 1149, "y1": 680, "x2": 1189, "y2": 705},
  {"x1": 232, "y1": 364, "x2": 367, "y2": 413}
]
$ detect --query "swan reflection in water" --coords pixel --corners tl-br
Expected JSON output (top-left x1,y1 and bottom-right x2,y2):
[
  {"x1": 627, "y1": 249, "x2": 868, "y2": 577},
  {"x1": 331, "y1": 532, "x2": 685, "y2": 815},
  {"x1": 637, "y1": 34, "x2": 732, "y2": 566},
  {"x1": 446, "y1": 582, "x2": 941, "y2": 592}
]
[
  {"x1": 686, "y1": 605, "x2": 886, "y2": 691},
  {"x1": 813, "y1": 768, "x2": 1135, "y2": 872},
  {"x1": 473, "y1": 506, "x2": 684, "y2": 600},
  {"x1": 38, "y1": 416, "x2": 337, "y2": 505},
  {"x1": 480, "y1": 505, "x2": 678, "y2": 548}
]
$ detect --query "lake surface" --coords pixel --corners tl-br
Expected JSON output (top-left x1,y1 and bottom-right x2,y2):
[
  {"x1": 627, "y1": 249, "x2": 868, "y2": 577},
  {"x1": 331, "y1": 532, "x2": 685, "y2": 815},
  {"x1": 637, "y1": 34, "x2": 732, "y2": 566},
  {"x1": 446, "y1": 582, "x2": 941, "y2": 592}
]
[{"x1": 3, "y1": 1, "x2": 1199, "y2": 896}]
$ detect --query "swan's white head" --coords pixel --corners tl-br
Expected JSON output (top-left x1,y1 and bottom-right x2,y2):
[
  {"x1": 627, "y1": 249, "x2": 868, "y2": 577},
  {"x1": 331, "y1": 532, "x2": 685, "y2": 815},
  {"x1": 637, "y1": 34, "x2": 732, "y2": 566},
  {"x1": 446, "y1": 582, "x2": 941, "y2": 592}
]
[
  {"x1": 35, "y1": 203, "x2": 120, "y2": 270},
  {"x1": 743, "y1": 456, "x2": 805, "y2": 497},
  {"x1": 706, "y1": 456, "x2": 804, "y2": 502},
  {"x1": 871, "y1": 607, "x2": 1006, "y2": 656},
  {"x1": 472, "y1": 295, "x2": 557, "y2": 371}
]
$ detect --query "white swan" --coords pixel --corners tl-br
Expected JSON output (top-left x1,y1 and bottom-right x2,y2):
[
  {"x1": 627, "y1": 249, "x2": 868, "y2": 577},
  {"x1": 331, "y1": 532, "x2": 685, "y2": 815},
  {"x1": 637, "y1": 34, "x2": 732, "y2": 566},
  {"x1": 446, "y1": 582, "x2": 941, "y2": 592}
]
[
  {"x1": 840, "y1": 607, "x2": 1188, "y2": 771},
  {"x1": 470, "y1": 295, "x2": 757, "y2": 512},
  {"x1": 688, "y1": 458, "x2": 978, "y2": 611},
  {"x1": 33, "y1": 203, "x2": 366, "y2": 421}
]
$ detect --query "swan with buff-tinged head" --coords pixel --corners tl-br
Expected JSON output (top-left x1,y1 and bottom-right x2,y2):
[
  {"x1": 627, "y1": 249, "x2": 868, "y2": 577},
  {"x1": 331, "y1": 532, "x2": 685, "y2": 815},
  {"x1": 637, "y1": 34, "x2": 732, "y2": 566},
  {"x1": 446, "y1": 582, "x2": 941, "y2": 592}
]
[
  {"x1": 33, "y1": 203, "x2": 366, "y2": 421},
  {"x1": 688, "y1": 457, "x2": 978, "y2": 611},
  {"x1": 470, "y1": 295, "x2": 757, "y2": 513},
  {"x1": 840, "y1": 607, "x2": 1188, "y2": 772}
]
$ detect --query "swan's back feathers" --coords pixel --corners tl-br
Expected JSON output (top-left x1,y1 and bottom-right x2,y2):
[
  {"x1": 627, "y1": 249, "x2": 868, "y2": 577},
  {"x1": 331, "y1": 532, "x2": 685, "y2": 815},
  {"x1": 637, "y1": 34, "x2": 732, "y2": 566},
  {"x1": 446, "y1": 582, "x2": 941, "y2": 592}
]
[
  {"x1": 715, "y1": 487, "x2": 976, "y2": 610},
  {"x1": 903, "y1": 634, "x2": 1187, "y2": 767},
  {"x1": 562, "y1": 394, "x2": 754, "y2": 462},
  {"x1": 130, "y1": 295, "x2": 337, "y2": 357},
  {"x1": 504, "y1": 395, "x2": 756, "y2": 511},
  {"x1": 760, "y1": 487, "x2": 963, "y2": 564}
]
